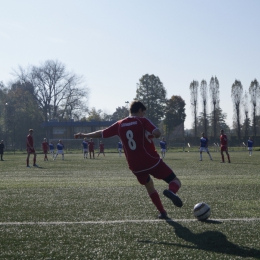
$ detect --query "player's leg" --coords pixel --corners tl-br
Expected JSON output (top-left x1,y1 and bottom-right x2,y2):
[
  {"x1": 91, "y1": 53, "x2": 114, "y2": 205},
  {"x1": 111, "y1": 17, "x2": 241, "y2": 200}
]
[
  {"x1": 33, "y1": 152, "x2": 37, "y2": 166},
  {"x1": 54, "y1": 152, "x2": 58, "y2": 160},
  {"x1": 226, "y1": 151, "x2": 231, "y2": 163},
  {"x1": 153, "y1": 161, "x2": 183, "y2": 208},
  {"x1": 26, "y1": 152, "x2": 30, "y2": 167},
  {"x1": 144, "y1": 176, "x2": 167, "y2": 219},
  {"x1": 162, "y1": 171, "x2": 183, "y2": 208},
  {"x1": 62, "y1": 152, "x2": 64, "y2": 160},
  {"x1": 221, "y1": 150, "x2": 225, "y2": 162},
  {"x1": 200, "y1": 151, "x2": 202, "y2": 161}
]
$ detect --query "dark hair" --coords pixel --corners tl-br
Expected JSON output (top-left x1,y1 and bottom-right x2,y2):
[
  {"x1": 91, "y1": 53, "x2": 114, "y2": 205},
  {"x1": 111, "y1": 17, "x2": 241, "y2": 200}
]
[{"x1": 130, "y1": 101, "x2": 146, "y2": 114}]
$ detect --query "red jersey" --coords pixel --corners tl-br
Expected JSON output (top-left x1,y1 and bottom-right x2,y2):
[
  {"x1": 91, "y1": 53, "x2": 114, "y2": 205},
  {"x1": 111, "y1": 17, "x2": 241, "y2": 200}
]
[
  {"x1": 102, "y1": 116, "x2": 160, "y2": 173},
  {"x1": 27, "y1": 134, "x2": 35, "y2": 153},
  {"x1": 99, "y1": 143, "x2": 104, "y2": 152},
  {"x1": 42, "y1": 142, "x2": 49, "y2": 151},
  {"x1": 88, "y1": 141, "x2": 94, "y2": 151},
  {"x1": 220, "y1": 134, "x2": 228, "y2": 146},
  {"x1": 27, "y1": 135, "x2": 34, "y2": 149}
]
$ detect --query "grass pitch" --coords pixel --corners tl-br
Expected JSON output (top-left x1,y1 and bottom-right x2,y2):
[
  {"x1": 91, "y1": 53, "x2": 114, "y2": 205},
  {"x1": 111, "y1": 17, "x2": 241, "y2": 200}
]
[{"x1": 0, "y1": 150, "x2": 260, "y2": 259}]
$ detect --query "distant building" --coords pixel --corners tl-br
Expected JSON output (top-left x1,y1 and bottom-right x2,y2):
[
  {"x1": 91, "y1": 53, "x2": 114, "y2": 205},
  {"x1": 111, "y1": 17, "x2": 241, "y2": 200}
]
[{"x1": 42, "y1": 119, "x2": 116, "y2": 140}]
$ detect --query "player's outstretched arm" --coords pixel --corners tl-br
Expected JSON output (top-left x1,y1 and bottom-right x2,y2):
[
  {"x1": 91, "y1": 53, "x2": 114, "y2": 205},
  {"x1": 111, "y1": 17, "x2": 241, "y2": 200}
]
[{"x1": 74, "y1": 130, "x2": 103, "y2": 139}]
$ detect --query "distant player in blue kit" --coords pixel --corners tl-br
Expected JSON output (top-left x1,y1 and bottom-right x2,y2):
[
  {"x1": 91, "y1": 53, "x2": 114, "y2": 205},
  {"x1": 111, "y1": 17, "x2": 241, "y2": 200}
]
[
  {"x1": 160, "y1": 138, "x2": 167, "y2": 158},
  {"x1": 199, "y1": 132, "x2": 212, "y2": 161},
  {"x1": 54, "y1": 140, "x2": 65, "y2": 160},
  {"x1": 118, "y1": 140, "x2": 123, "y2": 156},
  {"x1": 247, "y1": 136, "x2": 253, "y2": 156},
  {"x1": 82, "y1": 138, "x2": 89, "y2": 159},
  {"x1": 49, "y1": 141, "x2": 55, "y2": 158}
]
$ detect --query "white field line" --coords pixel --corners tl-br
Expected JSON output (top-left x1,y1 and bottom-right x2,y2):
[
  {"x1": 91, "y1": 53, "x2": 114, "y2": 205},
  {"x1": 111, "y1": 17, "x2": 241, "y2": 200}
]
[{"x1": 0, "y1": 218, "x2": 260, "y2": 226}]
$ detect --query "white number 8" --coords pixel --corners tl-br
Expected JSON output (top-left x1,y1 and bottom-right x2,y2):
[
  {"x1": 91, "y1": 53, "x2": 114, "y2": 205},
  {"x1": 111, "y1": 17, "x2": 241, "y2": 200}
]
[{"x1": 126, "y1": 130, "x2": 136, "y2": 150}]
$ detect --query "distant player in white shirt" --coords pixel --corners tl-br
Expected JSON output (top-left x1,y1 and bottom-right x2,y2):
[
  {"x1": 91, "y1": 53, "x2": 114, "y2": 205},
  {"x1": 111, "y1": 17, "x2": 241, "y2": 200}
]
[
  {"x1": 82, "y1": 138, "x2": 89, "y2": 159},
  {"x1": 199, "y1": 132, "x2": 212, "y2": 161},
  {"x1": 159, "y1": 138, "x2": 167, "y2": 158},
  {"x1": 247, "y1": 136, "x2": 253, "y2": 156},
  {"x1": 54, "y1": 140, "x2": 65, "y2": 160},
  {"x1": 118, "y1": 140, "x2": 123, "y2": 156}
]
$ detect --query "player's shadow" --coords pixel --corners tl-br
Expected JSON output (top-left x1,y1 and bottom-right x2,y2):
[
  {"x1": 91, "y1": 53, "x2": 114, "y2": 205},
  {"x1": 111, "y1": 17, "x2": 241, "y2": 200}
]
[{"x1": 138, "y1": 219, "x2": 260, "y2": 258}]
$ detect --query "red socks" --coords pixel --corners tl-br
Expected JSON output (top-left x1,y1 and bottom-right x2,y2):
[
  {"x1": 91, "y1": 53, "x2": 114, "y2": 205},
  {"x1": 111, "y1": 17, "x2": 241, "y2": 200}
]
[
  {"x1": 149, "y1": 191, "x2": 166, "y2": 213},
  {"x1": 169, "y1": 180, "x2": 180, "y2": 194}
]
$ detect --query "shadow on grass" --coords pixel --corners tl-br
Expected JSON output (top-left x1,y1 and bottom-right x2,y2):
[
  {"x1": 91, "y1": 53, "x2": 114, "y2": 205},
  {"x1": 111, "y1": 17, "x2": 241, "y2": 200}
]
[{"x1": 138, "y1": 219, "x2": 260, "y2": 258}]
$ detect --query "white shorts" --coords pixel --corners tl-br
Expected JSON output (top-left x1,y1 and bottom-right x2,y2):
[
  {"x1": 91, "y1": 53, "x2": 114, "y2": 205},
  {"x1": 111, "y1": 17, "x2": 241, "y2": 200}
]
[
  {"x1": 56, "y1": 150, "x2": 64, "y2": 154},
  {"x1": 50, "y1": 149, "x2": 54, "y2": 153},
  {"x1": 83, "y1": 149, "x2": 88, "y2": 153},
  {"x1": 200, "y1": 147, "x2": 209, "y2": 152},
  {"x1": 161, "y1": 149, "x2": 166, "y2": 153},
  {"x1": 118, "y1": 149, "x2": 122, "y2": 152},
  {"x1": 248, "y1": 147, "x2": 253, "y2": 151}
]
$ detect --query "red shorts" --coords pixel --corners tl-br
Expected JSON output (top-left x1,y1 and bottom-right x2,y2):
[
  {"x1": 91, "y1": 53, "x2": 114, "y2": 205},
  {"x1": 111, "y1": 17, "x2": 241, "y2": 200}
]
[
  {"x1": 221, "y1": 146, "x2": 228, "y2": 152},
  {"x1": 134, "y1": 160, "x2": 176, "y2": 185},
  {"x1": 27, "y1": 148, "x2": 35, "y2": 153},
  {"x1": 89, "y1": 149, "x2": 94, "y2": 152},
  {"x1": 43, "y1": 150, "x2": 48, "y2": 153}
]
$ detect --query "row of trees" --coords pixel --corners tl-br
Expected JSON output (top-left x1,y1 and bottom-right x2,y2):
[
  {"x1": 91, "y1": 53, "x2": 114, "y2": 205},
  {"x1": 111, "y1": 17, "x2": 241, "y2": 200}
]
[
  {"x1": 2, "y1": 59, "x2": 259, "y2": 149},
  {"x1": 0, "y1": 61, "x2": 186, "y2": 149},
  {"x1": 190, "y1": 77, "x2": 260, "y2": 142}
]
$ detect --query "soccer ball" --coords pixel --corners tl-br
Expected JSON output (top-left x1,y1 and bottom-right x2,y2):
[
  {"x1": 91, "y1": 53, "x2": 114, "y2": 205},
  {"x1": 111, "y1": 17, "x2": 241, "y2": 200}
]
[{"x1": 193, "y1": 202, "x2": 211, "y2": 221}]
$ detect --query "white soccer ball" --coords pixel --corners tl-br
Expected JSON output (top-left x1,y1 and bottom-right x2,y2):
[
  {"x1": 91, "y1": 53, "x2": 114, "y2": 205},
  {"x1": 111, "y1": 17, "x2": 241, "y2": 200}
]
[{"x1": 193, "y1": 202, "x2": 211, "y2": 221}]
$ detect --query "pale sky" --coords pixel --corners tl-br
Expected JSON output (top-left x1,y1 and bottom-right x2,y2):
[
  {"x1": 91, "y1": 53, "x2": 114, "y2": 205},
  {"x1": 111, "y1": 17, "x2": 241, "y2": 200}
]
[{"x1": 1, "y1": 0, "x2": 260, "y2": 129}]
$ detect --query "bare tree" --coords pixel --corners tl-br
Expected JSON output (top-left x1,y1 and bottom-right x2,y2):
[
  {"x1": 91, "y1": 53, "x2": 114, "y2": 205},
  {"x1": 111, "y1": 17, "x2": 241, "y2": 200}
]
[
  {"x1": 249, "y1": 79, "x2": 260, "y2": 137},
  {"x1": 231, "y1": 80, "x2": 243, "y2": 141},
  {"x1": 14, "y1": 60, "x2": 89, "y2": 121},
  {"x1": 200, "y1": 80, "x2": 208, "y2": 136},
  {"x1": 242, "y1": 91, "x2": 250, "y2": 138},
  {"x1": 190, "y1": 80, "x2": 199, "y2": 137},
  {"x1": 209, "y1": 76, "x2": 220, "y2": 140}
]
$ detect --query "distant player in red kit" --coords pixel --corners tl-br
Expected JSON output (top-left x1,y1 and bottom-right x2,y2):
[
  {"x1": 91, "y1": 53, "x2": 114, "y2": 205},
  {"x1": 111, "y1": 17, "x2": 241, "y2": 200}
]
[
  {"x1": 97, "y1": 141, "x2": 105, "y2": 157},
  {"x1": 26, "y1": 129, "x2": 38, "y2": 167},
  {"x1": 88, "y1": 138, "x2": 95, "y2": 159},
  {"x1": 42, "y1": 138, "x2": 49, "y2": 161},
  {"x1": 74, "y1": 101, "x2": 183, "y2": 219},
  {"x1": 220, "y1": 129, "x2": 231, "y2": 163}
]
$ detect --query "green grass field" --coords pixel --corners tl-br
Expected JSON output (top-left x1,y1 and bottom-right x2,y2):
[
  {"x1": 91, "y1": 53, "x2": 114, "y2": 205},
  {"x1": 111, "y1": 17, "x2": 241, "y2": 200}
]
[{"x1": 0, "y1": 150, "x2": 260, "y2": 259}]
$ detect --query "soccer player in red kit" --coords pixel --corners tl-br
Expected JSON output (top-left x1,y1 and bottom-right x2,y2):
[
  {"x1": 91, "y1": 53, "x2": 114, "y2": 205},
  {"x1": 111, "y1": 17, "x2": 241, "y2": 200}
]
[
  {"x1": 88, "y1": 138, "x2": 95, "y2": 159},
  {"x1": 97, "y1": 141, "x2": 105, "y2": 157},
  {"x1": 74, "y1": 101, "x2": 183, "y2": 219},
  {"x1": 26, "y1": 129, "x2": 38, "y2": 167},
  {"x1": 220, "y1": 129, "x2": 231, "y2": 163},
  {"x1": 42, "y1": 138, "x2": 49, "y2": 161}
]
